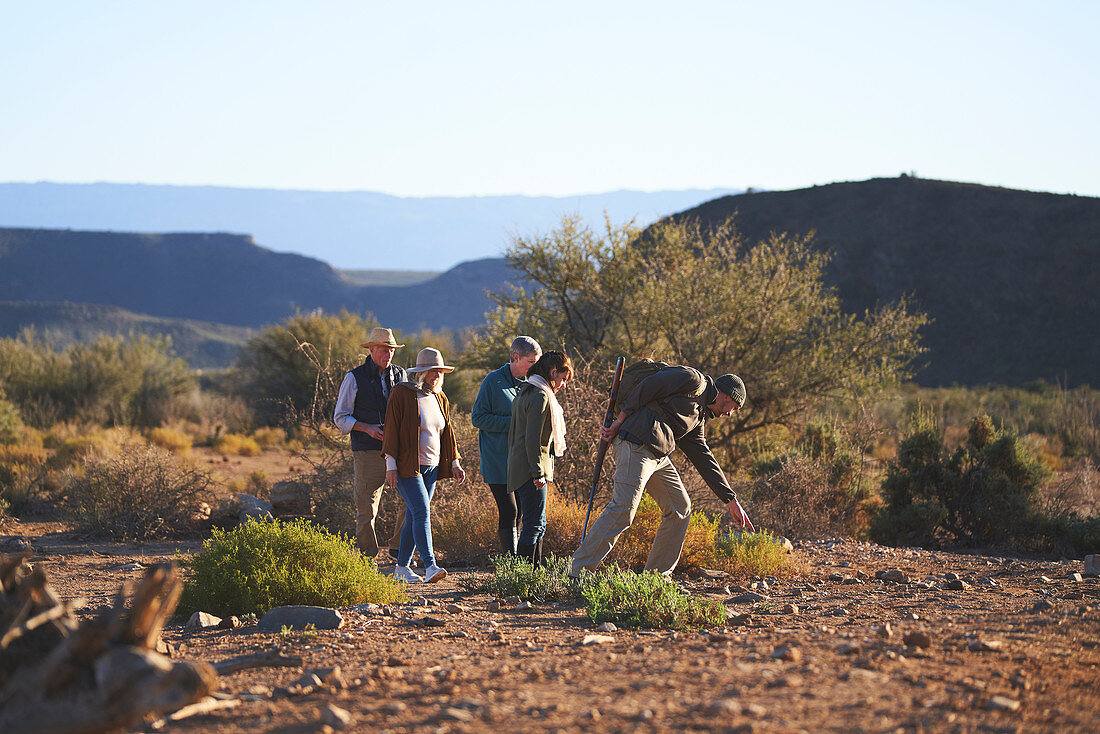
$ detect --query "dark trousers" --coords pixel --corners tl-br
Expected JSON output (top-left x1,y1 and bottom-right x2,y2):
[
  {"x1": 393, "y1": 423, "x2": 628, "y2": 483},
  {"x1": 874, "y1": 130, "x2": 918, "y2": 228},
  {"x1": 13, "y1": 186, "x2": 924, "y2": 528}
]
[
  {"x1": 488, "y1": 483, "x2": 522, "y2": 533},
  {"x1": 513, "y1": 479, "x2": 547, "y2": 546}
]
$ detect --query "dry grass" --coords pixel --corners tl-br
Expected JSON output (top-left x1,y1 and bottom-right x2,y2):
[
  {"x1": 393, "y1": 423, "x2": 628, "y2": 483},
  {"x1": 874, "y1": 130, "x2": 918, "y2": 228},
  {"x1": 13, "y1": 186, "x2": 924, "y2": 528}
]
[
  {"x1": 213, "y1": 433, "x2": 262, "y2": 457},
  {"x1": 146, "y1": 427, "x2": 193, "y2": 453}
]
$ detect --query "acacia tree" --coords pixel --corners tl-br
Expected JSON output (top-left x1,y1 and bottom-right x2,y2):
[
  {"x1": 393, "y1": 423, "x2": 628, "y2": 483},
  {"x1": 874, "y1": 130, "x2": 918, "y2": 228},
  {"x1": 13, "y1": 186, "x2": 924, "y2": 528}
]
[{"x1": 472, "y1": 215, "x2": 927, "y2": 450}]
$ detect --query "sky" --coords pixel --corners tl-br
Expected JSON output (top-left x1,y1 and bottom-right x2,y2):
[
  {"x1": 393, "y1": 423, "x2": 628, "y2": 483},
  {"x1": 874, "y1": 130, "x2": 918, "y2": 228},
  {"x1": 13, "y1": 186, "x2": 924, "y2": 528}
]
[{"x1": 1, "y1": 1, "x2": 1097, "y2": 198}]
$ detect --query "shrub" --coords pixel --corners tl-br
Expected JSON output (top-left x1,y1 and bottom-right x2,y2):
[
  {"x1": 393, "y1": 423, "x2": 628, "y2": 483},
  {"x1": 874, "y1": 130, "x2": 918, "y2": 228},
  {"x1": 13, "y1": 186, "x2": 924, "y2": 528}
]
[
  {"x1": 62, "y1": 442, "x2": 215, "y2": 540},
  {"x1": 459, "y1": 553, "x2": 575, "y2": 603},
  {"x1": 0, "y1": 389, "x2": 24, "y2": 445},
  {"x1": 147, "y1": 427, "x2": 193, "y2": 452},
  {"x1": 743, "y1": 453, "x2": 875, "y2": 539},
  {"x1": 213, "y1": 433, "x2": 262, "y2": 457},
  {"x1": 871, "y1": 413, "x2": 1071, "y2": 551},
  {"x1": 177, "y1": 518, "x2": 407, "y2": 617},
  {"x1": 251, "y1": 426, "x2": 287, "y2": 449},
  {"x1": 50, "y1": 434, "x2": 112, "y2": 469},
  {"x1": 0, "y1": 444, "x2": 48, "y2": 510},
  {"x1": 581, "y1": 568, "x2": 727, "y2": 630},
  {"x1": 606, "y1": 493, "x2": 722, "y2": 572},
  {"x1": 300, "y1": 450, "x2": 356, "y2": 537},
  {"x1": 711, "y1": 529, "x2": 794, "y2": 577},
  {"x1": 0, "y1": 331, "x2": 195, "y2": 427},
  {"x1": 431, "y1": 492, "x2": 497, "y2": 563}
]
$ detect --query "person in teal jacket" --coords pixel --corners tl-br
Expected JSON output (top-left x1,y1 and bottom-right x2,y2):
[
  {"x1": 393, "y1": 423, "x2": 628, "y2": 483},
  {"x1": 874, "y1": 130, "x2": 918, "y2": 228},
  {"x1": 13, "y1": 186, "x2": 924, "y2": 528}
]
[{"x1": 471, "y1": 336, "x2": 541, "y2": 554}]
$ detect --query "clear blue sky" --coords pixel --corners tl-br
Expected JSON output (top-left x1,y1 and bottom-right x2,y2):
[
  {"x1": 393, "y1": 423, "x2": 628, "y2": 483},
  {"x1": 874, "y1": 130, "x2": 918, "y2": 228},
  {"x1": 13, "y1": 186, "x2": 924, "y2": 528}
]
[{"x1": 2, "y1": 1, "x2": 1096, "y2": 197}]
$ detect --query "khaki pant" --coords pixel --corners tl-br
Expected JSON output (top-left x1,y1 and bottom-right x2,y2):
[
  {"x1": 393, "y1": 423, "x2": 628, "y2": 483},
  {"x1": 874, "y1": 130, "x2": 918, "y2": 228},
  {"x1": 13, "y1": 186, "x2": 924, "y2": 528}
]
[
  {"x1": 352, "y1": 450, "x2": 405, "y2": 556},
  {"x1": 570, "y1": 438, "x2": 692, "y2": 576}
]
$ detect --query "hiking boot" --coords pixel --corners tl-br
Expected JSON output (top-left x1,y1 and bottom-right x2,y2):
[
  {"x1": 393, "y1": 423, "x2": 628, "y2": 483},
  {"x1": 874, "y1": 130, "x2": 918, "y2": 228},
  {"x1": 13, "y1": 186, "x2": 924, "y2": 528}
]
[
  {"x1": 425, "y1": 565, "x2": 448, "y2": 583},
  {"x1": 394, "y1": 566, "x2": 423, "y2": 583}
]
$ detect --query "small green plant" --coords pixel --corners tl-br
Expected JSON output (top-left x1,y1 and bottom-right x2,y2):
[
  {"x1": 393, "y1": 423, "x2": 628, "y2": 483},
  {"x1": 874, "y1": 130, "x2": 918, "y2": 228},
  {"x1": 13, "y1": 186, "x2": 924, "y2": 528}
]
[
  {"x1": 280, "y1": 622, "x2": 318, "y2": 640},
  {"x1": 178, "y1": 517, "x2": 407, "y2": 617},
  {"x1": 711, "y1": 529, "x2": 793, "y2": 577},
  {"x1": 581, "y1": 568, "x2": 727, "y2": 631},
  {"x1": 459, "y1": 553, "x2": 575, "y2": 602}
]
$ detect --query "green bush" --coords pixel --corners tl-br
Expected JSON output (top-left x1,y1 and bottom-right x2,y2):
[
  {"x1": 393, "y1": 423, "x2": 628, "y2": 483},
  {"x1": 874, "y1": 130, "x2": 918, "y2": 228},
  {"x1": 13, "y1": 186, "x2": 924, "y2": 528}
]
[
  {"x1": 712, "y1": 529, "x2": 794, "y2": 577},
  {"x1": 581, "y1": 568, "x2": 727, "y2": 630},
  {"x1": 0, "y1": 330, "x2": 195, "y2": 427},
  {"x1": 62, "y1": 442, "x2": 214, "y2": 540},
  {"x1": 0, "y1": 389, "x2": 24, "y2": 445},
  {"x1": 178, "y1": 518, "x2": 407, "y2": 617},
  {"x1": 870, "y1": 413, "x2": 1078, "y2": 550},
  {"x1": 459, "y1": 554, "x2": 576, "y2": 603}
]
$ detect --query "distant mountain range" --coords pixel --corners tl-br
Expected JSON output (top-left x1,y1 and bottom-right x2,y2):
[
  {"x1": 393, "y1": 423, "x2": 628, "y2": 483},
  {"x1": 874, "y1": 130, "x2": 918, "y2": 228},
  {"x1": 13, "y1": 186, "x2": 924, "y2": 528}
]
[
  {"x1": 1, "y1": 176, "x2": 1097, "y2": 386},
  {"x1": 0, "y1": 182, "x2": 739, "y2": 269},
  {"x1": 669, "y1": 176, "x2": 1100, "y2": 387}
]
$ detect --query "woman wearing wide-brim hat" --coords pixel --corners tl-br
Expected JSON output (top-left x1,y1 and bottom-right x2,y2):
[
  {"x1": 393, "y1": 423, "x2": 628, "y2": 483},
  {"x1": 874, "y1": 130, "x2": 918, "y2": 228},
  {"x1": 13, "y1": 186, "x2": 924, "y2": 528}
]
[{"x1": 381, "y1": 347, "x2": 466, "y2": 583}]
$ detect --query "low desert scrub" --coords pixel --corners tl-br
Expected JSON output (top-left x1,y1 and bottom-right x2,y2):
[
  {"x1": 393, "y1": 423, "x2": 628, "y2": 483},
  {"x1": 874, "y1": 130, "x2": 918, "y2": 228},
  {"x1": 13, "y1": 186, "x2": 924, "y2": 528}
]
[
  {"x1": 299, "y1": 450, "x2": 355, "y2": 537},
  {"x1": 431, "y1": 491, "x2": 497, "y2": 563},
  {"x1": 581, "y1": 568, "x2": 727, "y2": 630},
  {"x1": 177, "y1": 518, "x2": 407, "y2": 617},
  {"x1": 711, "y1": 529, "x2": 795, "y2": 577},
  {"x1": 213, "y1": 433, "x2": 262, "y2": 457},
  {"x1": 49, "y1": 434, "x2": 113, "y2": 469},
  {"x1": 608, "y1": 494, "x2": 723, "y2": 572},
  {"x1": 0, "y1": 444, "x2": 48, "y2": 510},
  {"x1": 227, "y1": 469, "x2": 271, "y2": 499},
  {"x1": 62, "y1": 442, "x2": 215, "y2": 540},
  {"x1": 147, "y1": 426, "x2": 193, "y2": 452},
  {"x1": 459, "y1": 553, "x2": 575, "y2": 602},
  {"x1": 251, "y1": 426, "x2": 287, "y2": 449},
  {"x1": 743, "y1": 453, "x2": 875, "y2": 540},
  {"x1": 0, "y1": 389, "x2": 23, "y2": 445}
]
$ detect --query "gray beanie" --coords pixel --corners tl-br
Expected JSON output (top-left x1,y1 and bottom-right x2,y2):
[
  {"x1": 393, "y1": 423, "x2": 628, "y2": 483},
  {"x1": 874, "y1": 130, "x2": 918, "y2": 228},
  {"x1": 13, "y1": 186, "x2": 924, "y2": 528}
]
[{"x1": 714, "y1": 374, "x2": 746, "y2": 408}]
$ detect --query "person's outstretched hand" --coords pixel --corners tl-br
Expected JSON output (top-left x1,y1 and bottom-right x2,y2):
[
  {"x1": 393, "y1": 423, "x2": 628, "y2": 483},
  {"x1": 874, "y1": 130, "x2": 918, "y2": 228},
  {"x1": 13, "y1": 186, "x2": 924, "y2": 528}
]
[{"x1": 727, "y1": 499, "x2": 756, "y2": 532}]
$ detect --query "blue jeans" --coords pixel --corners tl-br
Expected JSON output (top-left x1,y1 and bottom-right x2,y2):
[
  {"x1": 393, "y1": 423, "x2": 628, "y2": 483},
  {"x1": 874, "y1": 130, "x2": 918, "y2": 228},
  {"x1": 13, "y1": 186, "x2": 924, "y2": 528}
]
[
  {"x1": 396, "y1": 465, "x2": 438, "y2": 568},
  {"x1": 514, "y1": 478, "x2": 547, "y2": 546}
]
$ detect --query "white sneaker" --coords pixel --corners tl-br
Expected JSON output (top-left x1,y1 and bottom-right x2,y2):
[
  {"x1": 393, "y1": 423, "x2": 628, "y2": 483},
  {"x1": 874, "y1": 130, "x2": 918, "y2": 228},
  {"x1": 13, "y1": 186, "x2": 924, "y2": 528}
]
[
  {"x1": 424, "y1": 565, "x2": 448, "y2": 583},
  {"x1": 394, "y1": 566, "x2": 423, "y2": 583}
]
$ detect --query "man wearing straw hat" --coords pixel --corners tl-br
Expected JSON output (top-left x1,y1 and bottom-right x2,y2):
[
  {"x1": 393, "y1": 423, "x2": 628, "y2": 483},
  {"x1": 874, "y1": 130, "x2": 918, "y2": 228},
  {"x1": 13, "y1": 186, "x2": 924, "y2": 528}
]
[{"x1": 334, "y1": 327, "x2": 408, "y2": 558}]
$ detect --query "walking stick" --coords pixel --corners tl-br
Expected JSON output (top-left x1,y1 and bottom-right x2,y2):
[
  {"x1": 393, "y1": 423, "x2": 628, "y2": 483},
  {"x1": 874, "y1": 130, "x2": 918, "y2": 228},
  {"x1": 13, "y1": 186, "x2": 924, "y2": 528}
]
[{"x1": 582, "y1": 356, "x2": 626, "y2": 540}]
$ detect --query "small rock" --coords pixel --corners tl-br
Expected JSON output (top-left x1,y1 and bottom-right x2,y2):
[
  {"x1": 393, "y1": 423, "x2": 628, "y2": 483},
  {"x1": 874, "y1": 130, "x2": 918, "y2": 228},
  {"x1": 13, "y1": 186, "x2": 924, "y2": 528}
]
[
  {"x1": 418, "y1": 616, "x2": 446, "y2": 628},
  {"x1": 781, "y1": 604, "x2": 799, "y2": 615},
  {"x1": 881, "y1": 569, "x2": 909, "y2": 584},
  {"x1": 582, "y1": 634, "x2": 615, "y2": 646},
  {"x1": 1069, "y1": 572, "x2": 1083, "y2": 582},
  {"x1": 503, "y1": 596, "x2": 521, "y2": 605},
  {"x1": 771, "y1": 645, "x2": 801, "y2": 662},
  {"x1": 320, "y1": 703, "x2": 354, "y2": 729},
  {"x1": 828, "y1": 607, "x2": 850, "y2": 616},
  {"x1": 743, "y1": 702, "x2": 768, "y2": 717},
  {"x1": 876, "y1": 622, "x2": 894, "y2": 638},
  {"x1": 903, "y1": 631, "x2": 932, "y2": 648},
  {"x1": 442, "y1": 707, "x2": 473, "y2": 722},
  {"x1": 988, "y1": 695, "x2": 1021, "y2": 711},
  {"x1": 708, "y1": 698, "x2": 741, "y2": 715},
  {"x1": 1029, "y1": 599, "x2": 1056, "y2": 613},
  {"x1": 828, "y1": 572, "x2": 846, "y2": 582},
  {"x1": 380, "y1": 702, "x2": 408, "y2": 714},
  {"x1": 944, "y1": 579, "x2": 970, "y2": 591},
  {"x1": 186, "y1": 611, "x2": 222, "y2": 630},
  {"x1": 944, "y1": 572, "x2": 960, "y2": 581},
  {"x1": 1084, "y1": 554, "x2": 1099, "y2": 577},
  {"x1": 729, "y1": 613, "x2": 753, "y2": 626},
  {"x1": 701, "y1": 568, "x2": 728, "y2": 578},
  {"x1": 511, "y1": 601, "x2": 535, "y2": 613},
  {"x1": 118, "y1": 562, "x2": 144, "y2": 571},
  {"x1": 838, "y1": 561, "x2": 851, "y2": 568},
  {"x1": 385, "y1": 655, "x2": 406, "y2": 667},
  {"x1": 967, "y1": 639, "x2": 1004, "y2": 652},
  {"x1": 730, "y1": 592, "x2": 766, "y2": 604},
  {"x1": 597, "y1": 622, "x2": 617, "y2": 632},
  {"x1": 258, "y1": 605, "x2": 343, "y2": 631},
  {"x1": 838, "y1": 642, "x2": 862, "y2": 655},
  {"x1": 487, "y1": 600, "x2": 503, "y2": 611},
  {"x1": 313, "y1": 666, "x2": 346, "y2": 687},
  {"x1": 444, "y1": 603, "x2": 468, "y2": 614},
  {"x1": 414, "y1": 595, "x2": 431, "y2": 606},
  {"x1": 975, "y1": 577, "x2": 998, "y2": 587},
  {"x1": 217, "y1": 615, "x2": 241, "y2": 630}
]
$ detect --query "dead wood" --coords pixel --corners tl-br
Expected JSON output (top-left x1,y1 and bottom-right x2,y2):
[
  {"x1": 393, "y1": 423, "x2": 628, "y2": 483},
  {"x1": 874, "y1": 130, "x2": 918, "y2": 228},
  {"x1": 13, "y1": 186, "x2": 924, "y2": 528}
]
[
  {"x1": 0, "y1": 554, "x2": 216, "y2": 734},
  {"x1": 213, "y1": 650, "x2": 305, "y2": 675}
]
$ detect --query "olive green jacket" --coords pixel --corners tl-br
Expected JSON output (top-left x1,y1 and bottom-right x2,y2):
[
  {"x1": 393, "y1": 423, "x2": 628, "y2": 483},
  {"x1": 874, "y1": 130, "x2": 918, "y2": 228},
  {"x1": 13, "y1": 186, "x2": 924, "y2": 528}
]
[{"x1": 507, "y1": 383, "x2": 555, "y2": 492}]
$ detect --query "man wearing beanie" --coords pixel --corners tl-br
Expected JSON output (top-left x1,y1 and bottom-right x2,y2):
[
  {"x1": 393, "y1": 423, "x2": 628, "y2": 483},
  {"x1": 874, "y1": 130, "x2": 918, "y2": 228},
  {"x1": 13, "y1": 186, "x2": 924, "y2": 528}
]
[{"x1": 570, "y1": 364, "x2": 753, "y2": 578}]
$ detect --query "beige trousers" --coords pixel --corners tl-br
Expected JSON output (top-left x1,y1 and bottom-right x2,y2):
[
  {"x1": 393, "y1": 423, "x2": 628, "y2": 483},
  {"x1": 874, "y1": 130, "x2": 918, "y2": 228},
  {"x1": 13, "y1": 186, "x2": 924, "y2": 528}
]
[
  {"x1": 570, "y1": 438, "x2": 692, "y2": 576},
  {"x1": 352, "y1": 450, "x2": 405, "y2": 556}
]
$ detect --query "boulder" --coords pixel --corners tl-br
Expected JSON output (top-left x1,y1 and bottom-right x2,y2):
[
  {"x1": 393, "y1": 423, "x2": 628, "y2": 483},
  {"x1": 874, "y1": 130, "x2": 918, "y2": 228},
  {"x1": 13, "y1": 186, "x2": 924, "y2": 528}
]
[
  {"x1": 237, "y1": 494, "x2": 273, "y2": 523},
  {"x1": 270, "y1": 481, "x2": 311, "y2": 516},
  {"x1": 1084, "y1": 554, "x2": 1099, "y2": 577},
  {"x1": 258, "y1": 605, "x2": 343, "y2": 631},
  {"x1": 185, "y1": 611, "x2": 222, "y2": 630}
]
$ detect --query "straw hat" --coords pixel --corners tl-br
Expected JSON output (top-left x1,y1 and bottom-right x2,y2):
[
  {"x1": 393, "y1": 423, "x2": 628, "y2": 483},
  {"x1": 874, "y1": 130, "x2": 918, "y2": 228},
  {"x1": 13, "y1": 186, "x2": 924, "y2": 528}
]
[
  {"x1": 360, "y1": 327, "x2": 405, "y2": 349},
  {"x1": 406, "y1": 347, "x2": 456, "y2": 373}
]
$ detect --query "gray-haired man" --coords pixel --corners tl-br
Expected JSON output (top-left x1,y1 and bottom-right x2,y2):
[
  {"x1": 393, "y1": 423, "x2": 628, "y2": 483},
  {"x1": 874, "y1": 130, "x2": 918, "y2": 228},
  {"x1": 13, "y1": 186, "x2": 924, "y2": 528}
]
[{"x1": 570, "y1": 365, "x2": 753, "y2": 577}]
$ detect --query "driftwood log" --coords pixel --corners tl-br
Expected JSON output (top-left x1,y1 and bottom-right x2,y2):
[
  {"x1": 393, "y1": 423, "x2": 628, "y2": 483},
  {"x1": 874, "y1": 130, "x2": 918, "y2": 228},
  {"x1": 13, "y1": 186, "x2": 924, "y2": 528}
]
[{"x1": 0, "y1": 554, "x2": 216, "y2": 733}]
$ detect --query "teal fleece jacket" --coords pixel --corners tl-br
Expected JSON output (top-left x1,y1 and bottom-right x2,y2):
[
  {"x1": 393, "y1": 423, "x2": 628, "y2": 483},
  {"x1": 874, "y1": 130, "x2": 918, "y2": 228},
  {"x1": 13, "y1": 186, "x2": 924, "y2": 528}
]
[{"x1": 471, "y1": 363, "x2": 524, "y2": 484}]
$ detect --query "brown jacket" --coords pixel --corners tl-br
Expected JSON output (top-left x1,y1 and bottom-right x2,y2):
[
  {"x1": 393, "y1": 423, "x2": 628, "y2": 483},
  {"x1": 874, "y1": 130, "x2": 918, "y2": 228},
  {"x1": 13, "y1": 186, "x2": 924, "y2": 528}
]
[{"x1": 381, "y1": 383, "x2": 461, "y2": 479}]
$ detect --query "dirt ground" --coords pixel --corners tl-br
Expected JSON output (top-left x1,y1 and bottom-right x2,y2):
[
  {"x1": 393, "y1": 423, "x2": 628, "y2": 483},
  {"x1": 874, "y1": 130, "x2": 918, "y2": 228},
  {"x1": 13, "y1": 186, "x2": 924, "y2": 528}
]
[{"x1": 3, "y1": 518, "x2": 1099, "y2": 734}]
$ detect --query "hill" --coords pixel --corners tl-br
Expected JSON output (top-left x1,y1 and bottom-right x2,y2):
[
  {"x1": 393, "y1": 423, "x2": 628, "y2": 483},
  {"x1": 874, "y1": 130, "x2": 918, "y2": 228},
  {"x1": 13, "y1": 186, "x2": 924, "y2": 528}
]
[
  {"x1": 0, "y1": 182, "x2": 739, "y2": 269},
  {"x1": 667, "y1": 176, "x2": 1100, "y2": 387},
  {"x1": 0, "y1": 301, "x2": 253, "y2": 369},
  {"x1": 0, "y1": 228, "x2": 518, "y2": 333}
]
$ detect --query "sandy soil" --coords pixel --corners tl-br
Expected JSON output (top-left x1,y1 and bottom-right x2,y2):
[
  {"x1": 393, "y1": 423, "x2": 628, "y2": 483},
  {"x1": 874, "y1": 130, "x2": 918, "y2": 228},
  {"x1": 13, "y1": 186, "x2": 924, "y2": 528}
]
[{"x1": 3, "y1": 518, "x2": 1099, "y2": 734}]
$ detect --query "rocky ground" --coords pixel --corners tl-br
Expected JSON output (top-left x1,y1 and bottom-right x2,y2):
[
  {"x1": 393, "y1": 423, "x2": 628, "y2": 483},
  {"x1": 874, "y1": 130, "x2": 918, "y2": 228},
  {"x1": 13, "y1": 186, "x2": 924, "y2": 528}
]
[{"x1": 3, "y1": 519, "x2": 1099, "y2": 733}]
